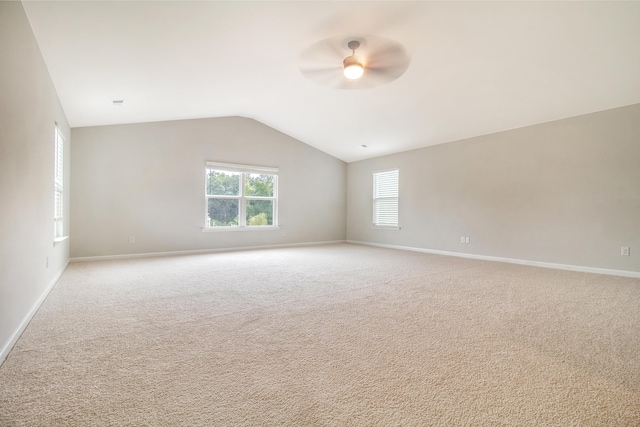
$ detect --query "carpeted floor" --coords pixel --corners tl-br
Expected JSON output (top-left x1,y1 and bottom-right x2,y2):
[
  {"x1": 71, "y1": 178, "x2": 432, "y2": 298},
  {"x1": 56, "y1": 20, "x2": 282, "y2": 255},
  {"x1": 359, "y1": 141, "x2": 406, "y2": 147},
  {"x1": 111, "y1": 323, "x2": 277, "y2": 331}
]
[{"x1": 1, "y1": 243, "x2": 639, "y2": 426}]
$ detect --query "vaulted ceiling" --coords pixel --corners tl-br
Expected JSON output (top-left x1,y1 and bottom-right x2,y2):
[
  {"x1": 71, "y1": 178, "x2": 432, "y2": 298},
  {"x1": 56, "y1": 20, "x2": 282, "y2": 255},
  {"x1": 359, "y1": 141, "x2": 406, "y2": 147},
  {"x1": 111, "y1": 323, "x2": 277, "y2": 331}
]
[{"x1": 23, "y1": 1, "x2": 640, "y2": 162}]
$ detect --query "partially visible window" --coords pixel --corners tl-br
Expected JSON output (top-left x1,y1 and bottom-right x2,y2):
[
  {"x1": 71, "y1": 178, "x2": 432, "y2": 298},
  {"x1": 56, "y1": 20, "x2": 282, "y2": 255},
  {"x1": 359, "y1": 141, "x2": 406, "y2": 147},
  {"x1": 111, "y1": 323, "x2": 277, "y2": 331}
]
[
  {"x1": 205, "y1": 162, "x2": 278, "y2": 228},
  {"x1": 54, "y1": 125, "x2": 64, "y2": 238},
  {"x1": 373, "y1": 169, "x2": 399, "y2": 228}
]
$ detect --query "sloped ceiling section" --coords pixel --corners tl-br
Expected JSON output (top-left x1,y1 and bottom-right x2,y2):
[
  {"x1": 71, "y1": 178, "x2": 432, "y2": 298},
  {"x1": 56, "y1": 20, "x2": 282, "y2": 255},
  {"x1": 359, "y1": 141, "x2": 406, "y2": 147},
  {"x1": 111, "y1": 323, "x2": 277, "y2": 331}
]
[{"x1": 23, "y1": 1, "x2": 640, "y2": 162}]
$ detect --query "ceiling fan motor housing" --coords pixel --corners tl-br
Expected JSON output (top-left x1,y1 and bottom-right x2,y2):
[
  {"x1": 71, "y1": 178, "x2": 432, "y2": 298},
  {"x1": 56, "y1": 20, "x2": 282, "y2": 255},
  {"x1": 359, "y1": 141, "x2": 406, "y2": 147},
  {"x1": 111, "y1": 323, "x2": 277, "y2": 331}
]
[{"x1": 343, "y1": 54, "x2": 363, "y2": 70}]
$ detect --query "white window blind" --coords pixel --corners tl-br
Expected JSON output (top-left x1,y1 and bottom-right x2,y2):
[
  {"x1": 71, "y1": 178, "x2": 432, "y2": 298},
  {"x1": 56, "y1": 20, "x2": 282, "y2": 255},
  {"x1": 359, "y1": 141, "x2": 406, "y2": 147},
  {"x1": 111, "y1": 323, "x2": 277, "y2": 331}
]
[
  {"x1": 373, "y1": 169, "x2": 399, "y2": 227},
  {"x1": 54, "y1": 126, "x2": 64, "y2": 237}
]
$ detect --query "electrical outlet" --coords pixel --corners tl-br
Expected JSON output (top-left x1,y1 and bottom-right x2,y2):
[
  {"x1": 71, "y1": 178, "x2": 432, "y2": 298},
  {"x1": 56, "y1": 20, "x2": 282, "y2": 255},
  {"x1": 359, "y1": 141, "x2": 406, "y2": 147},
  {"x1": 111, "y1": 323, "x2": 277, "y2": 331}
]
[
  {"x1": 465, "y1": 237, "x2": 470, "y2": 244},
  {"x1": 621, "y1": 246, "x2": 630, "y2": 256},
  {"x1": 460, "y1": 236, "x2": 465, "y2": 243},
  {"x1": 129, "y1": 236, "x2": 135, "y2": 244}
]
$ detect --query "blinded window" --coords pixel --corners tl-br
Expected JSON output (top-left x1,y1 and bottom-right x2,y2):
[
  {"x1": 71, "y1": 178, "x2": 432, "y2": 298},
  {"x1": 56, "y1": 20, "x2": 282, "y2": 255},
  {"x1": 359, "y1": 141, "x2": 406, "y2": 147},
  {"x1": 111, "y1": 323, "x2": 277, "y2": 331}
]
[
  {"x1": 54, "y1": 126, "x2": 64, "y2": 237},
  {"x1": 373, "y1": 169, "x2": 399, "y2": 227}
]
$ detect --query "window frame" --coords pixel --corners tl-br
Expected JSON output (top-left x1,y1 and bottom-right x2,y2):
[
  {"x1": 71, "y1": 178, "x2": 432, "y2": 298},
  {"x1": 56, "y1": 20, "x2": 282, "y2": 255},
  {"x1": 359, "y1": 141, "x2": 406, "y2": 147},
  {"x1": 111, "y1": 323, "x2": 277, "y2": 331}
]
[
  {"x1": 204, "y1": 161, "x2": 279, "y2": 231},
  {"x1": 372, "y1": 168, "x2": 400, "y2": 230},
  {"x1": 54, "y1": 125, "x2": 64, "y2": 239}
]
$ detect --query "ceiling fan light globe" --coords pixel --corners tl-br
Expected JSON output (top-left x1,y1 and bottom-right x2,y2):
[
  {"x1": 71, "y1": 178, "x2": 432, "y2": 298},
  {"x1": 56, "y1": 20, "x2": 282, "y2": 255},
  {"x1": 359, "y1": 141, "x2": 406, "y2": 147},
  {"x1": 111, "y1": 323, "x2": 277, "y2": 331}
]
[
  {"x1": 343, "y1": 55, "x2": 364, "y2": 80},
  {"x1": 344, "y1": 64, "x2": 364, "y2": 79}
]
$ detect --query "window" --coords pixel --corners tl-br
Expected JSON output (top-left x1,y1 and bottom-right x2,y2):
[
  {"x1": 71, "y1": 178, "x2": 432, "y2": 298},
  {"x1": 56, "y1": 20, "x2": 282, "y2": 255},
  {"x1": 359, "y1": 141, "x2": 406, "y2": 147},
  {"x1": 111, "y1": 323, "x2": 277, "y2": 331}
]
[
  {"x1": 54, "y1": 125, "x2": 64, "y2": 238},
  {"x1": 373, "y1": 169, "x2": 399, "y2": 228},
  {"x1": 205, "y1": 162, "x2": 278, "y2": 228}
]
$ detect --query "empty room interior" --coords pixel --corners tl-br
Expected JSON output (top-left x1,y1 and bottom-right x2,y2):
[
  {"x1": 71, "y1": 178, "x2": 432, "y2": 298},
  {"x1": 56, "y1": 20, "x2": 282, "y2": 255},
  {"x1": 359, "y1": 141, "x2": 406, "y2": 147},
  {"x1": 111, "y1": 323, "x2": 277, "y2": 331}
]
[{"x1": 1, "y1": 1, "x2": 640, "y2": 425}]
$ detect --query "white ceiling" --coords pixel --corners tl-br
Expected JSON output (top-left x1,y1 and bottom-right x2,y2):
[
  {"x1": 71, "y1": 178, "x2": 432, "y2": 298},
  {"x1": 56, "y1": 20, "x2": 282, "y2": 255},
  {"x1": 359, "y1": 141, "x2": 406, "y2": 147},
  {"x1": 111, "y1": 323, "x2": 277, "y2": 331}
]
[{"x1": 23, "y1": 1, "x2": 640, "y2": 163}]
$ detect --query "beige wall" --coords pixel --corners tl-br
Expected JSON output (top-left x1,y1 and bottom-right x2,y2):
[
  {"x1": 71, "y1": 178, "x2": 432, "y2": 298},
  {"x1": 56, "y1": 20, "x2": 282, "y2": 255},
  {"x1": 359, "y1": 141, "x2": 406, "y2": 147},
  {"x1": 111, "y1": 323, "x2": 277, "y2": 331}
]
[
  {"x1": 0, "y1": 2, "x2": 71, "y2": 360},
  {"x1": 348, "y1": 104, "x2": 640, "y2": 274},
  {"x1": 70, "y1": 117, "x2": 347, "y2": 258}
]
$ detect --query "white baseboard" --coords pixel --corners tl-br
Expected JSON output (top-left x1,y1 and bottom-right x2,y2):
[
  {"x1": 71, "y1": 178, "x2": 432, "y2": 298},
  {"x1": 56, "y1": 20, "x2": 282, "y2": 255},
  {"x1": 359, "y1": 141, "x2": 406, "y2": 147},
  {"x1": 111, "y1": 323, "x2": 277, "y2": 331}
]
[
  {"x1": 347, "y1": 240, "x2": 640, "y2": 279},
  {"x1": 70, "y1": 240, "x2": 347, "y2": 263},
  {"x1": 0, "y1": 260, "x2": 70, "y2": 366}
]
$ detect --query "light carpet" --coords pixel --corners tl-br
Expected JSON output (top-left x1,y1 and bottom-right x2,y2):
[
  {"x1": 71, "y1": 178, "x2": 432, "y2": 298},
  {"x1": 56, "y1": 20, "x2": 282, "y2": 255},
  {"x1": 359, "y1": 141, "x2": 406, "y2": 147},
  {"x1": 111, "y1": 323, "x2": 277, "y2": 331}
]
[{"x1": 1, "y1": 243, "x2": 639, "y2": 426}]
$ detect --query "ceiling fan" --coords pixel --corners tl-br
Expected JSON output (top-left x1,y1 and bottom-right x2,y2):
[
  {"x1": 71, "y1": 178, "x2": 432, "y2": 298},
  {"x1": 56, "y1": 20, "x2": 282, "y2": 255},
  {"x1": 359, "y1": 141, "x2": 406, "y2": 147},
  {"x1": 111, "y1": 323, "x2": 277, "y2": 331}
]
[{"x1": 300, "y1": 35, "x2": 410, "y2": 89}]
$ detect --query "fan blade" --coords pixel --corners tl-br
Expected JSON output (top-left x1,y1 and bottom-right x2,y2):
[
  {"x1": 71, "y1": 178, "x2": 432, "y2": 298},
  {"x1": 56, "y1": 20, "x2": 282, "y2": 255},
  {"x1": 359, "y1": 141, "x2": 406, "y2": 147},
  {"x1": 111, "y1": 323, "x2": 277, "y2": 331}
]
[
  {"x1": 300, "y1": 66, "x2": 344, "y2": 87},
  {"x1": 299, "y1": 37, "x2": 345, "y2": 69},
  {"x1": 300, "y1": 66, "x2": 340, "y2": 77},
  {"x1": 299, "y1": 37, "x2": 349, "y2": 88},
  {"x1": 366, "y1": 63, "x2": 409, "y2": 82},
  {"x1": 365, "y1": 42, "x2": 409, "y2": 71}
]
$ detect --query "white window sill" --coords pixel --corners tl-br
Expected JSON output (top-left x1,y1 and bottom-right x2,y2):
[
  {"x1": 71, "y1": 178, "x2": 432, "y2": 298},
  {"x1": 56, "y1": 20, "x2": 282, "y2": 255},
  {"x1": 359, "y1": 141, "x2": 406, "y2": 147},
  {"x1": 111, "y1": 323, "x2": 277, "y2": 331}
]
[
  {"x1": 372, "y1": 225, "x2": 401, "y2": 230},
  {"x1": 53, "y1": 236, "x2": 69, "y2": 246},
  {"x1": 202, "y1": 226, "x2": 281, "y2": 232}
]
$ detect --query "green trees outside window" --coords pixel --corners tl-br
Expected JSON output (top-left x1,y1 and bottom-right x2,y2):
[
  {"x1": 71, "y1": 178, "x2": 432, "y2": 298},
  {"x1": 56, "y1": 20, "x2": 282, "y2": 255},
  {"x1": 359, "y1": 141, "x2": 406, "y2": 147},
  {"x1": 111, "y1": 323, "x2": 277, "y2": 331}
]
[{"x1": 205, "y1": 166, "x2": 277, "y2": 227}]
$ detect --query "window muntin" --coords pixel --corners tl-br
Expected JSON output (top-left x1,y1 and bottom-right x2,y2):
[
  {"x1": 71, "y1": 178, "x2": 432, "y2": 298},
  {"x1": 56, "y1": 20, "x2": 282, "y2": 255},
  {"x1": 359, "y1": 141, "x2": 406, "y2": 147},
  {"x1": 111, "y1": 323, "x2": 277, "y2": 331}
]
[
  {"x1": 205, "y1": 162, "x2": 278, "y2": 228},
  {"x1": 373, "y1": 169, "x2": 399, "y2": 228},
  {"x1": 54, "y1": 125, "x2": 64, "y2": 238}
]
